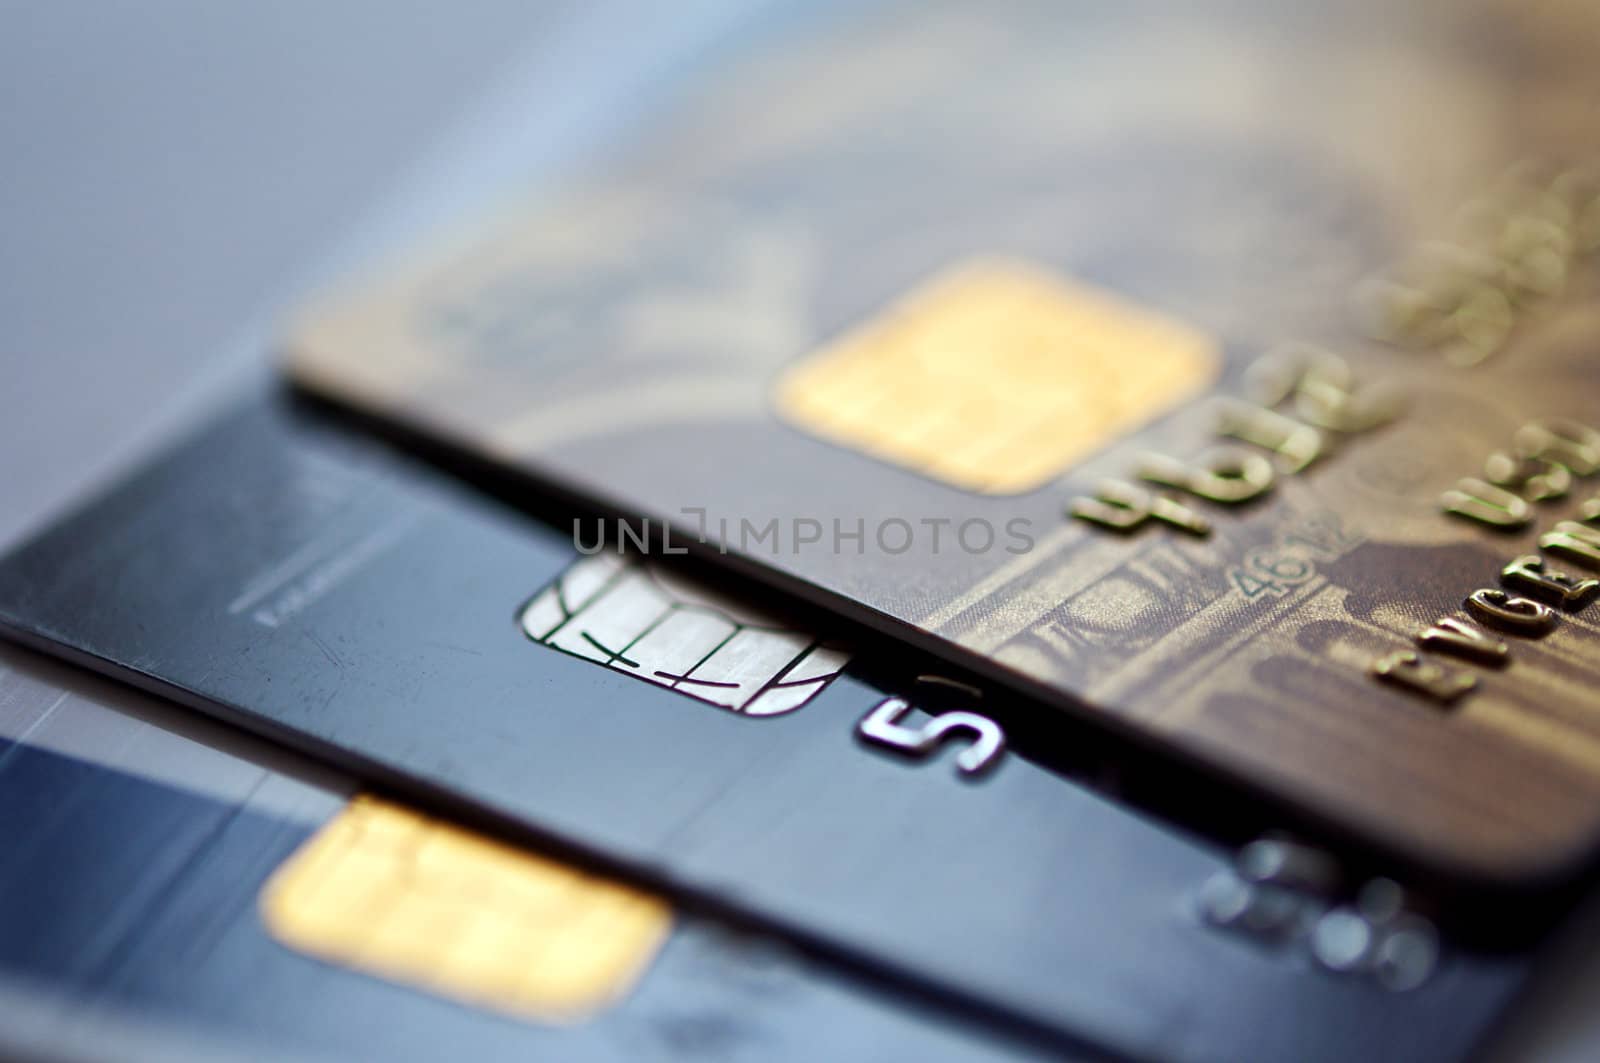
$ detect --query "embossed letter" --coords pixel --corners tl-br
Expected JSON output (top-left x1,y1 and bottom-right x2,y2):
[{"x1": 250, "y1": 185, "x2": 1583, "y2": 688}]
[
  {"x1": 1415, "y1": 617, "x2": 1509, "y2": 668},
  {"x1": 1441, "y1": 478, "x2": 1532, "y2": 530},
  {"x1": 1140, "y1": 447, "x2": 1275, "y2": 505},
  {"x1": 1540, "y1": 521, "x2": 1600, "y2": 570},
  {"x1": 1464, "y1": 588, "x2": 1558, "y2": 636},
  {"x1": 1372, "y1": 650, "x2": 1477, "y2": 705},
  {"x1": 1501, "y1": 554, "x2": 1600, "y2": 609},
  {"x1": 1070, "y1": 480, "x2": 1211, "y2": 536}
]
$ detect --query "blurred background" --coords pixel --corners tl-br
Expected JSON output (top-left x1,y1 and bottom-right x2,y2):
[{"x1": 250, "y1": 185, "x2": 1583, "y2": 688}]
[{"x1": 0, "y1": 0, "x2": 770, "y2": 549}]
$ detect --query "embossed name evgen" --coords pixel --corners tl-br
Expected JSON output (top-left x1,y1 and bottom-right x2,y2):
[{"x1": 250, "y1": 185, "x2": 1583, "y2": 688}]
[{"x1": 286, "y1": 0, "x2": 1600, "y2": 885}]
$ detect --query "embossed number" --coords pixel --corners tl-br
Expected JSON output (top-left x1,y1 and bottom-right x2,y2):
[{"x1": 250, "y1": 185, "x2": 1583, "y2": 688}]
[{"x1": 857, "y1": 697, "x2": 1005, "y2": 777}]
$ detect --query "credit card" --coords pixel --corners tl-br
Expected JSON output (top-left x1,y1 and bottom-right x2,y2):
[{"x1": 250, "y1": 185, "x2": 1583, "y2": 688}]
[
  {"x1": 0, "y1": 393, "x2": 1527, "y2": 1063},
  {"x1": 0, "y1": 735, "x2": 1045, "y2": 1063},
  {"x1": 284, "y1": 0, "x2": 1600, "y2": 885}
]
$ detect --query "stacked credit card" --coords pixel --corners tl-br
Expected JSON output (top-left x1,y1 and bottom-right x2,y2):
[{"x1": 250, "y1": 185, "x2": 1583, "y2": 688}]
[{"x1": 5, "y1": 0, "x2": 1600, "y2": 1059}]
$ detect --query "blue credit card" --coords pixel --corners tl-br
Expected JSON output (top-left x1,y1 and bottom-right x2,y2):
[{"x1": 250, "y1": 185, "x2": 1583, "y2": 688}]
[
  {"x1": 0, "y1": 731, "x2": 1053, "y2": 1063},
  {"x1": 0, "y1": 392, "x2": 1526, "y2": 1062}
]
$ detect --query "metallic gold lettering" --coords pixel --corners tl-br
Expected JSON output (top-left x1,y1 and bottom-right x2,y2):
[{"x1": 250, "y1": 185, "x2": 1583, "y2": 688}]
[
  {"x1": 1371, "y1": 650, "x2": 1476, "y2": 705},
  {"x1": 1250, "y1": 348, "x2": 1400, "y2": 433},
  {"x1": 1139, "y1": 448, "x2": 1275, "y2": 505},
  {"x1": 1070, "y1": 480, "x2": 1211, "y2": 536},
  {"x1": 1501, "y1": 554, "x2": 1600, "y2": 609},
  {"x1": 1464, "y1": 588, "x2": 1558, "y2": 636},
  {"x1": 1516, "y1": 419, "x2": 1600, "y2": 477},
  {"x1": 1540, "y1": 520, "x2": 1600, "y2": 570},
  {"x1": 1484, "y1": 452, "x2": 1571, "y2": 502},
  {"x1": 1441, "y1": 478, "x2": 1533, "y2": 530},
  {"x1": 1416, "y1": 617, "x2": 1509, "y2": 668},
  {"x1": 1216, "y1": 399, "x2": 1324, "y2": 474}
]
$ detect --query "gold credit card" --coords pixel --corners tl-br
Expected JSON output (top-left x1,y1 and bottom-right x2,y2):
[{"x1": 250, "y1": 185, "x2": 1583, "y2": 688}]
[{"x1": 286, "y1": 0, "x2": 1600, "y2": 885}]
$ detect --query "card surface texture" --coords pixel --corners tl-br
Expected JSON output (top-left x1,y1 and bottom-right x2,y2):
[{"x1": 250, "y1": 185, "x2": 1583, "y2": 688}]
[{"x1": 286, "y1": 0, "x2": 1600, "y2": 884}]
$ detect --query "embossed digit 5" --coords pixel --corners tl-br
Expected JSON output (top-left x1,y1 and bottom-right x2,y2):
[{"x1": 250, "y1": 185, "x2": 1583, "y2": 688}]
[{"x1": 857, "y1": 697, "x2": 1005, "y2": 777}]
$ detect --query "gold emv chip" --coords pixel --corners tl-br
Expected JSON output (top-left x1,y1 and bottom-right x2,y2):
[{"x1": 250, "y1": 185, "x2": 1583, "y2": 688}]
[
  {"x1": 774, "y1": 258, "x2": 1219, "y2": 494},
  {"x1": 260, "y1": 796, "x2": 671, "y2": 1023}
]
